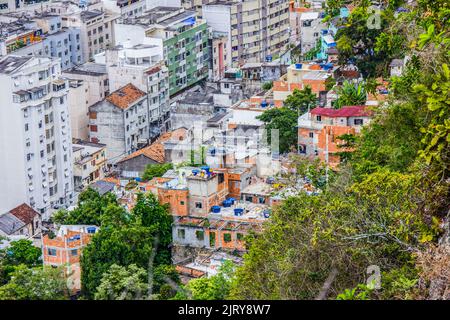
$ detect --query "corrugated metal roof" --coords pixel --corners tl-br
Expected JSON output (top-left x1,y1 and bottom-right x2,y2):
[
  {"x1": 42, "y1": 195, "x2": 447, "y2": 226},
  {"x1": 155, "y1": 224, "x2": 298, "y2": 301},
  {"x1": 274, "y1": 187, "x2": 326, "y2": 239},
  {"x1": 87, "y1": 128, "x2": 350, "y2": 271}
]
[{"x1": 0, "y1": 213, "x2": 26, "y2": 235}]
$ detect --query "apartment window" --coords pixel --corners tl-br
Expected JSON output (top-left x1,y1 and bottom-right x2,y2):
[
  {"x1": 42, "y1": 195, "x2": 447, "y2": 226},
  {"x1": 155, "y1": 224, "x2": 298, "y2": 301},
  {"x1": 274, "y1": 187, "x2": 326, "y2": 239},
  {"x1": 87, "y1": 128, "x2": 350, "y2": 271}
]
[
  {"x1": 309, "y1": 132, "x2": 314, "y2": 138},
  {"x1": 177, "y1": 229, "x2": 185, "y2": 239},
  {"x1": 25, "y1": 123, "x2": 29, "y2": 131},
  {"x1": 40, "y1": 150, "x2": 44, "y2": 158},
  {"x1": 223, "y1": 233, "x2": 232, "y2": 243},
  {"x1": 195, "y1": 230, "x2": 204, "y2": 241},
  {"x1": 195, "y1": 202, "x2": 202, "y2": 209},
  {"x1": 47, "y1": 248, "x2": 57, "y2": 256},
  {"x1": 237, "y1": 233, "x2": 244, "y2": 241},
  {"x1": 354, "y1": 119, "x2": 364, "y2": 125},
  {"x1": 316, "y1": 115, "x2": 322, "y2": 122},
  {"x1": 70, "y1": 249, "x2": 78, "y2": 256},
  {"x1": 258, "y1": 197, "x2": 266, "y2": 204},
  {"x1": 27, "y1": 153, "x2": 32, "y2": 161},
  {"x1": 245, "y1": 196, "x2": 253, "y2": 202},
  {"x1": 60, "y1": 97, "x2": 64, "y2": 104},
  {"x1": 180, "y1": 201, "x2": 185, "y2": 205}
]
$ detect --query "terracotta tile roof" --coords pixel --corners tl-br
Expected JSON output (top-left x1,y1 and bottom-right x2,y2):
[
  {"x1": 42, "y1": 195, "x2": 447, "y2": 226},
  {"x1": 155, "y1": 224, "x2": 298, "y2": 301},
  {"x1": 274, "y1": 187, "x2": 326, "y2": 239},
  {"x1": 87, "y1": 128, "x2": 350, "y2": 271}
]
[
  {"x1": 311, "y1": 106, "x2": 373, "y2": 118},
  {"x1": 118, "y1": 128, "x2": 188, "y2": 164},
  {"x1": 9, "y1": 203, "x2": 38, "y2": 224},
  {"x1": 146, "y1": 66, "x2": 161, "y2": 75},
  {"x1": 106, "y1": 83, "x2": 146, "y2": 110}
]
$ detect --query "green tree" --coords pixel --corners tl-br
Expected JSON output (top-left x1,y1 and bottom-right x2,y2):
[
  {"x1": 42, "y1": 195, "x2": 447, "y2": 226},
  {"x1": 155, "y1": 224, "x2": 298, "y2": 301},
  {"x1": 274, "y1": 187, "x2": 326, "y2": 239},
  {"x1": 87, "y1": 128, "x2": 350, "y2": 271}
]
[
  {"x1": 230, "y1": 170, "x2": 435, "y2": 299},
  {"x1": 1, "y1": 239, "x2": 41, "y2": 267},
  {"x1": 257, "y1": 107, "x2": 298, "y2": 153},
  {"x1": 80, "y1": 223, "x2": 154, "y2": 298},
  {"x1": 142, "y1": 163, "x2": 173, "y2": 182},
  {"x1": 94, "y1": 264, "x2": 148, "y2": 300},
  {"x1": 284, "y1": 87, "x2": 317, "y2": 114},
  {"x1": 0, "y1": 239, "x2": 42, "y2": 285},
  {"x1": 52, "y1": 187, "x2": 118, "y2": 225},
  {"x1": 0, "y1": 265, "x2": 68, "y2": 300},
  {"x1": 185, "y1": 260, "x2": 235, "y2": 300},
  {"x1": 262, "y1": 81, "x2": 273, "y2": 91},
  {"x1": 334, "y1": 81, "x2": 367, "y2": 109},
  {"x1": 132, "y1": 193, "x2": 173, "y2": 265}
]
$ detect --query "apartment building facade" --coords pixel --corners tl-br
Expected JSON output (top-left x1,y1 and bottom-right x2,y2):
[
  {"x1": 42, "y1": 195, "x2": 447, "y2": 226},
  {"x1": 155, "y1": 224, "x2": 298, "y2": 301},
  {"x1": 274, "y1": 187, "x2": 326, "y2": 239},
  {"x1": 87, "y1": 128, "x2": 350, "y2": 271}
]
[
  {"x1": 203, "y1": 0, "x2": 290, "y2": 68},
  {"x1": 95, "y1": 42, "x2": 170, "y2": 133},
  {"x1": 273, "y1": 62, "x2": 332, "y2": 107},
  {"x1": 297, "y1": 105, "x2": 373, "y2": 168},
  {"x1": 42, "y1": 225, "x2": 99, "y2": 292},
  {"x1": 63, "y1": 8, "x2": 116, "y2": 62},
  {"x1": 115, "y1": 6, "x2": 210, "y2": 97},
  {"x1": 72, "y1": 139, "x2": 107, "y2": 190},
  {"x1": 0, "y1": 55, "x2": 74, "y2": 220},
  {"x1": 89, "y1": 83, "x2": 151, "y2": 162},
  {"x1": 0, "y1": 14, "x2": 82, "y2": 70}
]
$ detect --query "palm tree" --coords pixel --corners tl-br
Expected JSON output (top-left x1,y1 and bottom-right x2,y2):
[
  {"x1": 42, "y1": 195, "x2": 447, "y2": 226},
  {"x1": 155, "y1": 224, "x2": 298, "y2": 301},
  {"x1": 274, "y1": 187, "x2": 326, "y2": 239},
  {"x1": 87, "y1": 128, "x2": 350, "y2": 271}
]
[{"x1": 334, "y1": 81, "x2": 367, "y2": 109}]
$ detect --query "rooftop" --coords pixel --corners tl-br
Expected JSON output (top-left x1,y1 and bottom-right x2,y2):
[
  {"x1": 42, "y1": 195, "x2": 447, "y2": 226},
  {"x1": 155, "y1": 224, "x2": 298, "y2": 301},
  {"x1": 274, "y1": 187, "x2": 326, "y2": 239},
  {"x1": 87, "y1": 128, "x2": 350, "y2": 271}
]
[
  {"x1": 0, "y1": 56, "x2": 32, "y2": 74},
  {"x1": 80, "y1": 10, "x2": 103, "y2": 22},
  {"x1": 106, "y1": 83, "x2": 146, "y2": 110},
  {"x1": 9, "y1": 203, "x2": 39, "y2": 225},
  {"x1": 0, "y1": 214, "x2": 26, "y2": 235},
  {"x1": 310, "y1": 106, "x2": 373, "y2": 118},
  {"x1": 63, "y1": 63, "x2": 107, "y2": 76},
  {"x1": 90, "y1": 180, "x2": 116, "y2": 196},
  {"x1": 118, "y1": 128, "x2": 188, "y2": 164}
]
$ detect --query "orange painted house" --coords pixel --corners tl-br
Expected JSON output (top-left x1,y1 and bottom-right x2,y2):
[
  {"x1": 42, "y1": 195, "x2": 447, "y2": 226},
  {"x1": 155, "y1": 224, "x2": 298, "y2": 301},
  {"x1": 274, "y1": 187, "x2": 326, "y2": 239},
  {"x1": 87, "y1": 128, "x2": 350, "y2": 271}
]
[
  {"x1": 42, "y1": 225, "x2": 98, "y2": 293},
  {"x1": 298, "y1": 106, "x2": 373, "y2": 168}
]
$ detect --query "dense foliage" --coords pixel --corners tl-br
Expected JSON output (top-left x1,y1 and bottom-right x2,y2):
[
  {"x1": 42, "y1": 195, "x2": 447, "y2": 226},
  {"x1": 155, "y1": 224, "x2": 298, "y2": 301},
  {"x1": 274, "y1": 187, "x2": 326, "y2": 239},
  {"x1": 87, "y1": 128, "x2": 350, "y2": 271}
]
[
  {"x1": 142, "y1": 163, "x2": 173, "y2": 182},
  {"x1": 230, "y1": 0, "x2": 450, "y2": 300},
  {"x1": 257, "y1": 87, "x2": 317, "y2": 153},
  {"x1": 0, "y1": 265, "x2": 68, "y2": 300}
]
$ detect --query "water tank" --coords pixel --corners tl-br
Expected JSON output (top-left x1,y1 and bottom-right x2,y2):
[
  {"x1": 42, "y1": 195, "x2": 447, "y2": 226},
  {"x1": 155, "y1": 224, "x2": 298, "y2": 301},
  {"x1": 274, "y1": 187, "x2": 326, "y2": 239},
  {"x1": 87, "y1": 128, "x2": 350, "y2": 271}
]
[
  {"x1": 86, "y1": 227, "x2": 96, "y2": 234},
  {"x1": 263, "y1": 210, "x2": 271, "y2": 218},
  {"x1": 295, "y1": 63, "x2": 303, "y2": 69},
  {"x1": 223, "y1": 199, "x2": 232, "y2": 207},
  {"x1": 201, "y1": 166, "x2": 210, "y2": 173},
  {"x1": 192, "y1": 169, "x2": 200, "y2": 176},
  {"x1": 234, "y1": 208, "x2": 244, "y2": 216},
  {"x1": 227, "y1": 197, "x2": 236, "y2": 204},
  {"x1": 211, "y1": 206, "x2": 221, "y2": 213}
]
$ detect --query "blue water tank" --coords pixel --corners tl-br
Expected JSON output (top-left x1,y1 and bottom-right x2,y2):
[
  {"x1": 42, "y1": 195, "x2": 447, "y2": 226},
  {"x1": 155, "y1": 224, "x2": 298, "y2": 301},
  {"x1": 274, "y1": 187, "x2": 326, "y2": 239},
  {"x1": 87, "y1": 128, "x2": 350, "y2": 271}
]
[
  {"x1": 223, "y1": 199, "x2": 232, "y2": 207},
  {"x1": 201, "y1": 166, "x2": 210, "y2": 173},
  {"x1": 263, "y1": 210, "x2": 271, "y2": 218},
  {"x1": 211, "y1": 206, "x2": 221, "y2": 213},
  {"x1": 261, "y1": 101, "x2": 268, "y2": 108},
  {"x1": 234, "y1": 208, "x2": 244, "y2": 216},
  {"x1": 86, "y1": 227, "x2": 96, "y2": 234},
  {"x1": 227, "y1": 197, "x2": 235, "y2": 204},
  {"x1": 295, "y1": 63, "x2": 302, "y2": 69},
  {"x1": 135, "y1": 177, "x2": 142, "y2": 182},
  {"x1": 192, "y1": 169, "x2": 200, "y2": 176}
]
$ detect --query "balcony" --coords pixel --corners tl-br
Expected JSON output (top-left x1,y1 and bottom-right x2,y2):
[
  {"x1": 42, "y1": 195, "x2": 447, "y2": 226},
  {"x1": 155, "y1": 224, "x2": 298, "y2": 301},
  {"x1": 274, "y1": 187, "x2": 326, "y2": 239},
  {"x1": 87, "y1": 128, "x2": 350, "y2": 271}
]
[{"x1": 52, "y1": 79, "x2": 67, "y2": 92}]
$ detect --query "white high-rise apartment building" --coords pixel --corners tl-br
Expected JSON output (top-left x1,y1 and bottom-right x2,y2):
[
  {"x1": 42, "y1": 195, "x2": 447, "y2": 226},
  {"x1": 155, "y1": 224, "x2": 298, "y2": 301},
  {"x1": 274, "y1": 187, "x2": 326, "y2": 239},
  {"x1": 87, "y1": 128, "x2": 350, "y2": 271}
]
[
  {"x1": 0, "y1": 55, "x2": 74, "y2": 220},
  {"x1": 203, "y1": 0, "x2": 291, "y2": 68}
]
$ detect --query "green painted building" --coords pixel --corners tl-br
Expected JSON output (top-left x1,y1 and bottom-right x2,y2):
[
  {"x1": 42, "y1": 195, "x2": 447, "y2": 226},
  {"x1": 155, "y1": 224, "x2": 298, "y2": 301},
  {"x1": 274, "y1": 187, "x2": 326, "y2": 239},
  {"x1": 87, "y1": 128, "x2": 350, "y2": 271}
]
[{"x1": 140, "y1": 7, "x2": 210, "y2": 97}]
